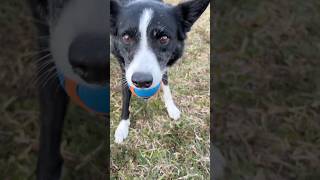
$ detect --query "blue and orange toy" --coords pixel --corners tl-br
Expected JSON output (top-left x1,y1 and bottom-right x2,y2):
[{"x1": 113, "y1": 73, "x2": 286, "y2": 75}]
[
  {"x1": 58, "y1": 74, "x2": 109, "y2": 115},
  {"x1": 58, "y1": 73, "x2": 160, "y2": 114},
  {"x1": 128, "y1": 83, "x2": 161, "y2": 99}
]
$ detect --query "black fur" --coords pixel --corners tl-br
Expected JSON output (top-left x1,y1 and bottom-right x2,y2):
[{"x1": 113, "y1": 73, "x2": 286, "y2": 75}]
[{"x1": 28, "y1": 1, "x2": 68, "y2": 179}]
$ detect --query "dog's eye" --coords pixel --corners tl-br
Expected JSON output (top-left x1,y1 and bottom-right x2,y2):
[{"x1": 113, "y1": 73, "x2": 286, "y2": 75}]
[
  {"x1": 122, "y1": 34, "x2": 133, "y2": 44},
  {"x1": 159, "y1": 36, "x2": 170, "y2": 45}
]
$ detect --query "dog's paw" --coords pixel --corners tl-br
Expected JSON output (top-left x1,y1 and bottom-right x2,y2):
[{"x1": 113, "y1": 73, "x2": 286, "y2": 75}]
[
  {"x1": 167, "y1": 104, "x2": 181, "y2": 120},
  {"x1": 114, "y1": 119, "x2": 130, "y2": 144}
]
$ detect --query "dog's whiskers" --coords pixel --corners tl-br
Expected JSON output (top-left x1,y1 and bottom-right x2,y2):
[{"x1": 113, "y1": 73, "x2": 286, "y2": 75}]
[
  {"x1": 32, "y1": 50, "x2": 54, "y2": 85},
  {"x1": 37, "y1": 61, "x2": 55, "y2": 77},
  {"x1": 34, "y1": 53, "x2": 52, "y2": 64},
  {"x1": 22, "y1": 48, "x2": 50, "y2": 58},
  {"x1": 30, "y1": 56, "x2": 54, "y2": 86},
  {"x1": 42, "y1": 67, "x2": 58, "y2": 88},
  {"x1": 38, "y1": 66, "x2": 57, "y2": 88},
  {"x1": 37, "y1": 59, "x2": 52, "y2": 68},
  {"x1": 33, "y1": 67, "x2": 52, "y2": 87},
  {"x1": 33, "y1": 65, "x2": 56, "y2": 88}
]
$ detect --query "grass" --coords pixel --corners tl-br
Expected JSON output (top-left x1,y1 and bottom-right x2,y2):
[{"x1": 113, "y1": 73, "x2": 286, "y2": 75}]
[
  {"x1": 0, "y1": 0, "x2": 107, "y2": 179},
  {"x1": 110, "y1": 0, "x2": 210, "y2": 179},
  {"x1": 214, "y1": 0, "x2": 320, "y2": 179}
]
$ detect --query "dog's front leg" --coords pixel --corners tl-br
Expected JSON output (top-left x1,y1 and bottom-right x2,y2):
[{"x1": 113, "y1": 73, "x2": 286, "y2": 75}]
[
  {"x1": 37, "y1": 79, "x2": 69, "y2": 180},
  {"x1": 162, "y1": 72, "x2": 181, "y2": 120},
  {"x1": 114, "y1": 79, "x2": 131, "y2": 143}
]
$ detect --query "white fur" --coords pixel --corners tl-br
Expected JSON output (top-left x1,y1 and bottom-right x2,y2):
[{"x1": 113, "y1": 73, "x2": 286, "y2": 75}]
[
  {"x1": 114, "y1": 119, "x2": 130, "y2": 143},
  {"x1": 125, "y1": 9, "x2": 162, "y2": 89},
  {"x1": 50, "y1": 0, "x2": 107, "y2": 85},
  {"x1": 162, "y1": 84, "x2": 181, "y2": 120}
]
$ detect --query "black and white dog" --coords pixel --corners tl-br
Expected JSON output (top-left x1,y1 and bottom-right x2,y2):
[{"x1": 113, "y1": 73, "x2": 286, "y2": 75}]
[
  {"x1": 29, "y1": 0, "x2": 108, "y2": 179},
  {"x1": 110, "y1": 0, "x2": 210, "y2": 143}
]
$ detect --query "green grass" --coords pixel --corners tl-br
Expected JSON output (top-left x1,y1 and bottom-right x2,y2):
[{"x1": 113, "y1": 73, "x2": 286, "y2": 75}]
[{"x1": 110, "y1": 0, "x2": 210, "y2": 179}]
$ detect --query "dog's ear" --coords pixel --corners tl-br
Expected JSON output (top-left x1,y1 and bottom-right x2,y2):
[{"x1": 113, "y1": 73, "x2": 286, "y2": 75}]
[
  {"x1": 174, "y1": 0, "x2": 210, "y2": 38},
  {"x1": 110, "y1": 0, "x2": 120, "y2": 35}
]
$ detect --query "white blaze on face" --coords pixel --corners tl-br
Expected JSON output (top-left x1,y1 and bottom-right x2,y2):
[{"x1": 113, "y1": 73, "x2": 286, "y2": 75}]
[{"x1": 126, "y1": 9, "x2": 162, "y2": 88}]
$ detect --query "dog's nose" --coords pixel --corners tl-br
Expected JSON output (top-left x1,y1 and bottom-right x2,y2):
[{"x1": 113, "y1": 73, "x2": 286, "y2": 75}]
[
  {"x1": 69, "y1": 33, "x2": 108, "y2": 84},
  {"x1": 131, "y1": 72, "x2": 153, "y2": 88}
]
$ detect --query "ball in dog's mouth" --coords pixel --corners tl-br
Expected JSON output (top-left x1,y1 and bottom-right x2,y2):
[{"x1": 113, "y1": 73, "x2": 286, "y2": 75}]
[
  {"x1": 129, "y1": 83, "x2": 161, "y2": 99},
  {"x1": 57, "y1": 73, "x2": 109, "y2": 114}
]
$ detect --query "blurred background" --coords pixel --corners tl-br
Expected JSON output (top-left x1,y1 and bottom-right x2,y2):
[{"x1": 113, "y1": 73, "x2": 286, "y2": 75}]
[
  {"x1": 0, "y1": 0, "x2": 106, "y2": 179},
  {"x1": 214, "y1": 0, "x2": 320, "y2": 179}
]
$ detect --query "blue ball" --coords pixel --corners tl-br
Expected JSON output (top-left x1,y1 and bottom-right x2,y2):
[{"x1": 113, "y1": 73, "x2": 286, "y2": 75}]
[
  {"x1": 129, "y1": 83, "x2": 161, "y2": 98},
  {"x1": 57, "y1": 73, "x2": 109, "y2": 115}
]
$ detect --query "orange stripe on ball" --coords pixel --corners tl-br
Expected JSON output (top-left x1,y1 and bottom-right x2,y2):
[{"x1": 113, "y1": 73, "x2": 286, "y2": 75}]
[
  {"x1": 129, "y1": 85, "x2": 137, "y2": 96},
  {"x1": 64, "y1": 77, "x2": 92, "y2": 113}
]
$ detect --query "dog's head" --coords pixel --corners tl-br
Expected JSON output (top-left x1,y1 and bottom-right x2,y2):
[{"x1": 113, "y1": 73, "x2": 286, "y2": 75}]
[
  {"x1": 111, "y1": 0, "x2": 209, "y2": 89},
  {"x1": 50, "y1": 0, "x2": 108, "y2": 86}
]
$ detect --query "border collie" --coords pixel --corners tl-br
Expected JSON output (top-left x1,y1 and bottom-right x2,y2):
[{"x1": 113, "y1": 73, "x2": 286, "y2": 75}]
[
  {"x1": 29, "y1": 0, "x2": 108, "y2": 179},
  {"x1": 110, "y1": 0, "x2": 210, "y2": 143}
]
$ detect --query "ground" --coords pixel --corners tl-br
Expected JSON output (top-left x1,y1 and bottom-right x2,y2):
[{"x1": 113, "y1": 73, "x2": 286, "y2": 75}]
[
  {"x1": 214, "y1": 0, "x2": 320, "y2": 179},
  {"x1": 110, "y1": 0, "x2": 210, "y2": 179}
]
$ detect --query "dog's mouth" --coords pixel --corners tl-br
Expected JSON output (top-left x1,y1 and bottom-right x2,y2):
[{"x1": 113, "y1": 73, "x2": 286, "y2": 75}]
[
  {"x1": 125, "y1": 70, "x2": 163, "y2": 90},
  {"x1": 71, "y1": 66, "x2": 108, "y2": 86},
  {"x1": 125, "y1": 70, "x2": 162, "y2": 98}
]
